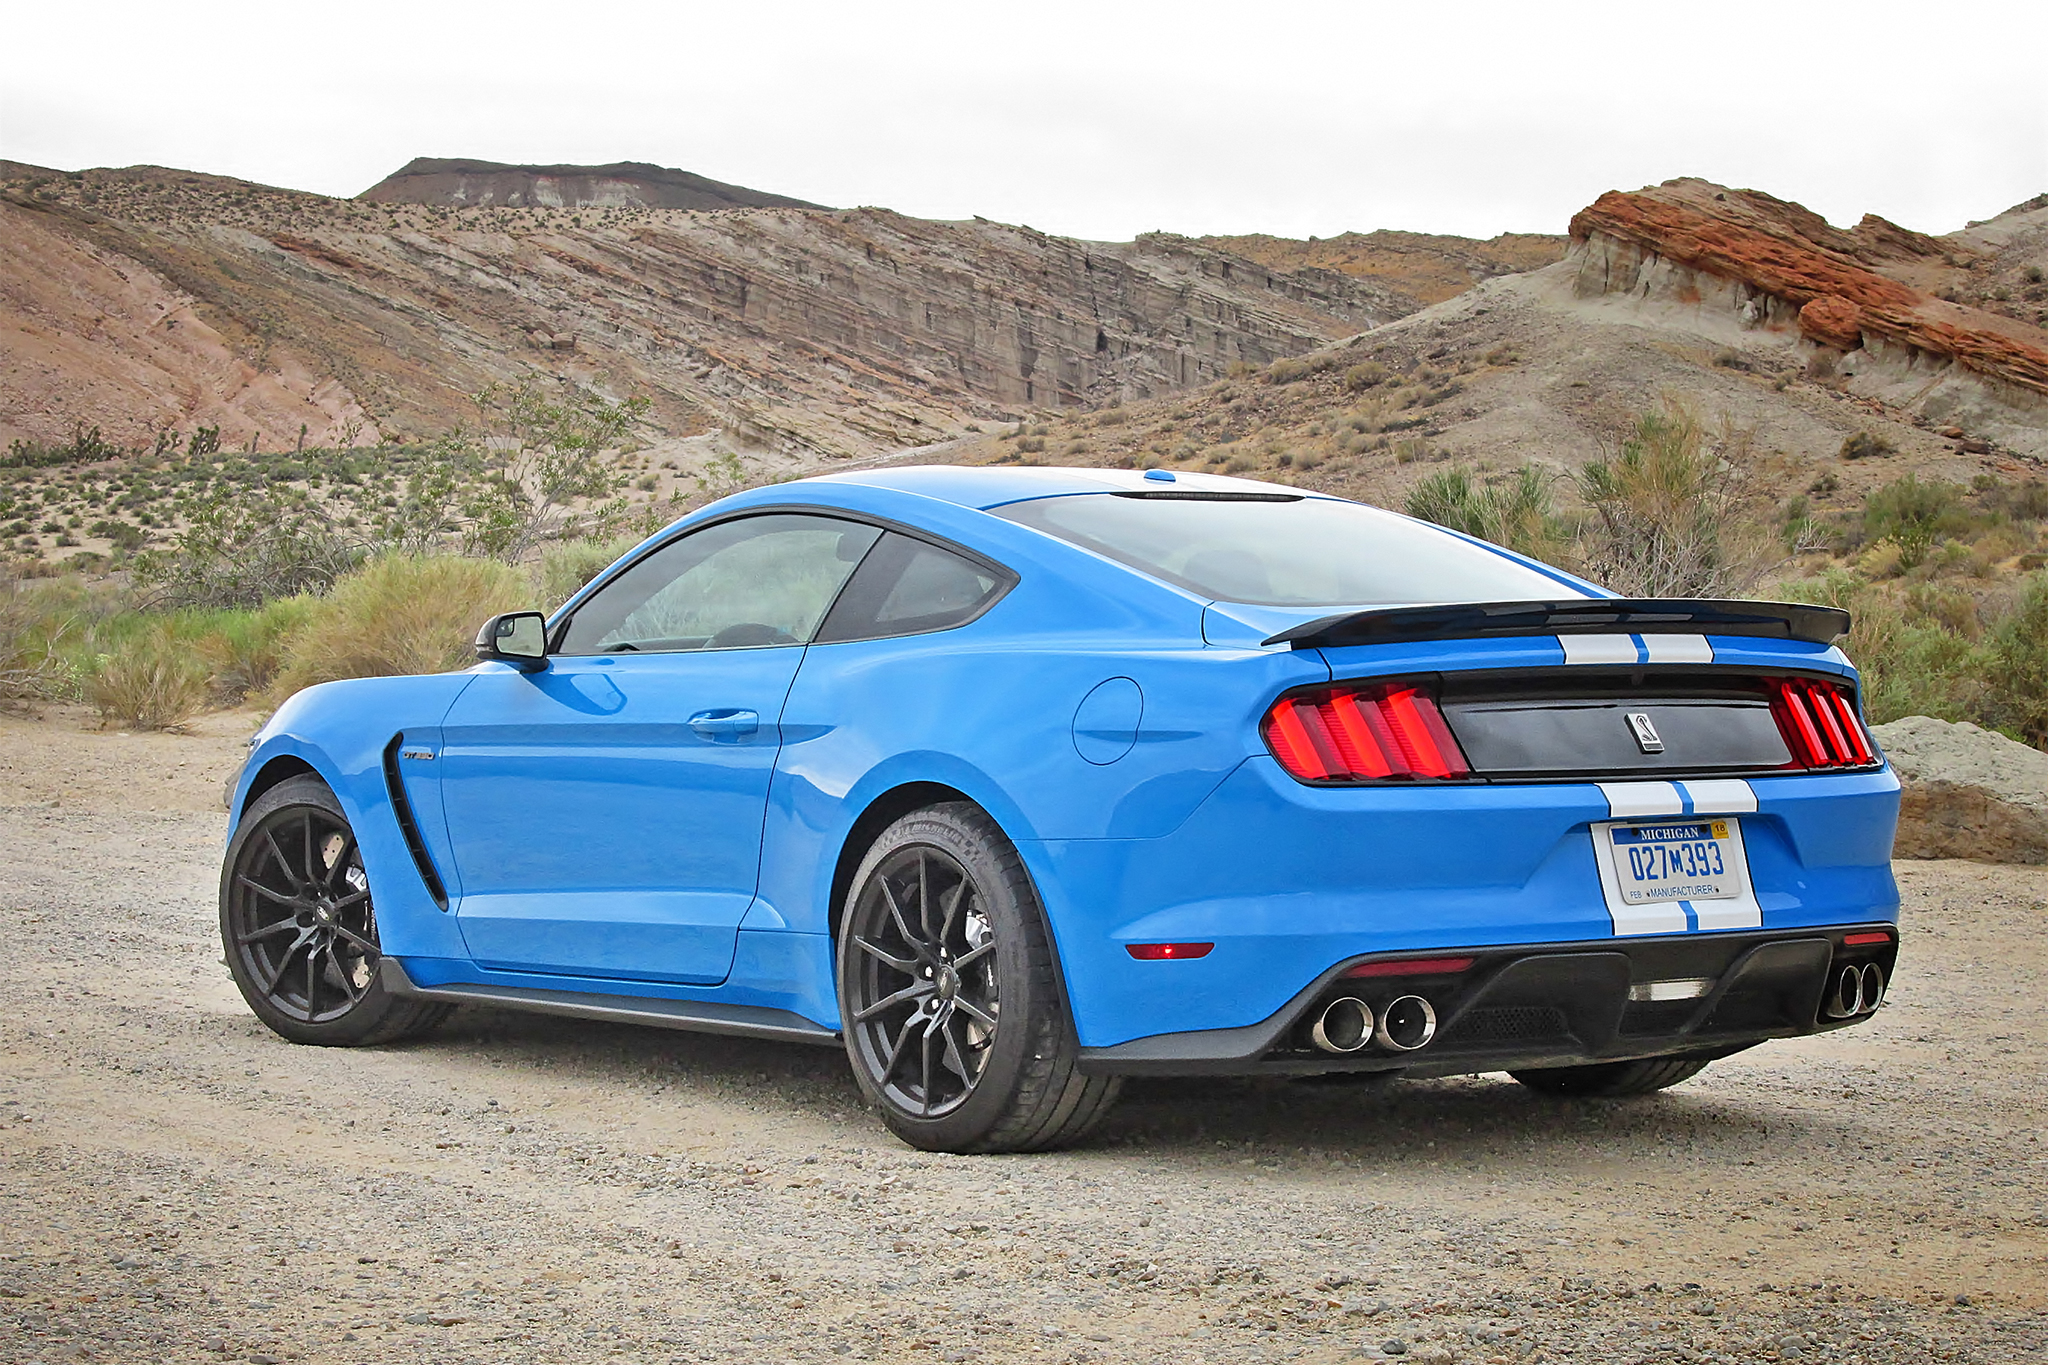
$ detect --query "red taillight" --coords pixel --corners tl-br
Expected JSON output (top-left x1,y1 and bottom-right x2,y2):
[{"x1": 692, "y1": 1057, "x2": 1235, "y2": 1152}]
[
  {"x1": 1262, "y1": 682, "x2": 1470, "y2": 783},
  {"x1": 1768, "y1": 677, "x2": 1876, "y2": 770},
  {"x1": 1126, "y1": 942, "x2": 1214, "y2": 960},
  {"x1": 1343, "y1": 956, "x2": 1476, "y2": 978}
]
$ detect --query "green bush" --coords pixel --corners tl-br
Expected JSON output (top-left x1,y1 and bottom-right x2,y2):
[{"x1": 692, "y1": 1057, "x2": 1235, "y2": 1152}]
[{"x1": 1864, "y1": 475, "x2": 1964, "y2": 570}]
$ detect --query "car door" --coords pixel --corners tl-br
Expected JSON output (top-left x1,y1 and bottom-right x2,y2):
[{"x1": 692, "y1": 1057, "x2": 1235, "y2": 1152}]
[{"x1": 438, "y1": 512, "x2": 882, "y2": 984}]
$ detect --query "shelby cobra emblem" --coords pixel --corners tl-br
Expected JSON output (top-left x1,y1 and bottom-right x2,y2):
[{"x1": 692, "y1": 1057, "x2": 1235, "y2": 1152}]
[{"x1": 1626, "y1": 711, "x2": 1664, "y2": 754}]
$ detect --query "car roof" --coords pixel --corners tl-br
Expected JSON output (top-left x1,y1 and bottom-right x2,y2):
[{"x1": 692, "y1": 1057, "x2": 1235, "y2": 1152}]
[{"x1": 803, "y1": 463, "x2": 1335, "y2": 511}]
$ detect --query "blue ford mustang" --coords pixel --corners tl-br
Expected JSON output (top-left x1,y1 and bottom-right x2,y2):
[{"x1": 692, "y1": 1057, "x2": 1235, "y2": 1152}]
[{"x1": 220, "y1": 466, "x2": 1901, "y2": 1152}]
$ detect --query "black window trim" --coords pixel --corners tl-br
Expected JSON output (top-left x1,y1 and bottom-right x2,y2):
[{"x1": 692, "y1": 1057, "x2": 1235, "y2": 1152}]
[{"x1": 547, "y1": 504, "x2": 1018, "y2": 653}]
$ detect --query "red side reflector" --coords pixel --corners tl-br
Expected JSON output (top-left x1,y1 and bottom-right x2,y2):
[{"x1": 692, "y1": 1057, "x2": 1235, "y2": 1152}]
[
  {"x1": 1842, "y1": 931, "x2": 1892, "y2": 946},
  {"x1": 1125, "y1": 942, "x2": 1214, "y2": 960},
  {"x1": 1343, "y1": 956, "x2": 1476, "y2": 978},
  {"x1": 1262, "y1": 681, "x2": 1470, "y2": 783}
]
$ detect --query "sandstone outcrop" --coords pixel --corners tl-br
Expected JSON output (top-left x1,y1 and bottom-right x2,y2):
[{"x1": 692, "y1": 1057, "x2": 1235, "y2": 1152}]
[
  {"x1": 1872, "y1": 715, "x2": 2048, "y2": 864},
  {"x1": 1568, "y1": 179, "x2": 2048, "y2": 425},
  {"x1": 359, "y1": 158, "x2": 825, "y2": 212}
]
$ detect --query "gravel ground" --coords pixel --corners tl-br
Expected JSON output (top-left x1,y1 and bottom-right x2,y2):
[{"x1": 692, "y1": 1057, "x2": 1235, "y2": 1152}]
[{"x1": 1, "y1": 711, "x2": 2045, "y2": 1364}]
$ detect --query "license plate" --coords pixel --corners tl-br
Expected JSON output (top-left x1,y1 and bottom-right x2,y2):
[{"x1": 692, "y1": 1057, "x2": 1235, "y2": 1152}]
[{"x1": 1602, "y1": 819, "x2": 1741, "y2": 903}]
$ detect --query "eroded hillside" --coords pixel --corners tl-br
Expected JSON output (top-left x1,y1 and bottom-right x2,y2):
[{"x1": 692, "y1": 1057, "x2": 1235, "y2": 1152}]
[{"x1": 0, "y1": 162, "x2": 1410, "y2": 462}]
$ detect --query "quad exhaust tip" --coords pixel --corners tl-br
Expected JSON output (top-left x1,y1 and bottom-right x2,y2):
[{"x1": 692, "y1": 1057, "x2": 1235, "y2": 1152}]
[
  {"x1": 1375, "y1": 994, "x2": 1438, "y2": 1052},
  {"x1": 1825, "y1": 962, "x2": 1886, "y2": 1019},
  {"x1": 1310, "y1": 997, "x2": 1374, "y2": 1054}
]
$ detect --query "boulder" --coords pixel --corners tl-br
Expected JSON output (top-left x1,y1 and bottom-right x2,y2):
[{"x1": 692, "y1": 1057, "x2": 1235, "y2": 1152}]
[{"x1": 1870, "y1": 715, "x2": 2048, "y2": 863}]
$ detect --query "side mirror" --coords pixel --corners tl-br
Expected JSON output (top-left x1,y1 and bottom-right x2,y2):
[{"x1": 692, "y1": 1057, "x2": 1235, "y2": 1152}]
[{"x1": 474, "y1": 612, "x2": 548, "y2": 671}]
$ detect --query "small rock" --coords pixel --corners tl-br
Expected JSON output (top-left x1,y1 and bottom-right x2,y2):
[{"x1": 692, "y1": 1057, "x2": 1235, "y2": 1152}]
[{"x1": 1382, "y1": 1341, "x2": 1409, "y2": 1356}]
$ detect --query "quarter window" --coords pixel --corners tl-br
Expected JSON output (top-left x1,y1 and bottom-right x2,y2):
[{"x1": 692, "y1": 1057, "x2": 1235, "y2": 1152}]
[
  {"x1": 558, "y1": 514, "x2": 882, "y2": 654},
  {"x1": 815, "y1": 533, "x2": 1011, "y2": 643}
]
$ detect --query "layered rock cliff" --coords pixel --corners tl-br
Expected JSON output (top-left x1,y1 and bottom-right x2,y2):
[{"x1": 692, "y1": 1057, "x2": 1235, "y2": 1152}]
[{"x1": 0, "y1": 163, "x2": 1407, "y2": 458}]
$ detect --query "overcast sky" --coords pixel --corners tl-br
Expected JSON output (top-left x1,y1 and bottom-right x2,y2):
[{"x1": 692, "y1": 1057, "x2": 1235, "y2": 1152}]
[{"x1": 5, "y1": 1, "x2": 2044, "y2": 242}]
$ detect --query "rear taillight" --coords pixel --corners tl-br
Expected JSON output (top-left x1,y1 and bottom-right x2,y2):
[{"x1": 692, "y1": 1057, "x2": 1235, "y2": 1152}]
[
  {"x1": 1263, "y1": 682, "x2": 1471, "y2": 782},
  {"x1": 1768, "y1": 676, "x2": 1875, "y2": 769}
]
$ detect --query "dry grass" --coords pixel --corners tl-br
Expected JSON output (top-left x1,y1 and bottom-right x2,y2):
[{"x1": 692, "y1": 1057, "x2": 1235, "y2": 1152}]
[
  {"x1": 88, "y1": 629, "x2": 208, "y2": 731},
  {"x1": 267, "y1": 554, "x2": 530, "y2": 700}
]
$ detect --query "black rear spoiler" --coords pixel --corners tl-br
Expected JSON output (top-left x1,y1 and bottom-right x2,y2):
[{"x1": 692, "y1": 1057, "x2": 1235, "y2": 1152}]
[{"x1": 1262, "y1": 599, "x2": 1851, "y2": 650}]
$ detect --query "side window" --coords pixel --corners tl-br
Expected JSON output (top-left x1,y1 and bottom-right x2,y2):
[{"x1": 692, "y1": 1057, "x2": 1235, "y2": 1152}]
[
  {"x1": 815, "y1": 533, "x2": 1011, "y2": 644},
  {"x1": 558, "y1": 514, "x2": 881, "y2": 654}
]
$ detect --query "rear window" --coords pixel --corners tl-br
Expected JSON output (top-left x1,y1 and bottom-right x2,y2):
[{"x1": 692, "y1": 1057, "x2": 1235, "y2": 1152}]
[{"x1": 993, "y1": 493, "x2": 1581, "y2": 607}]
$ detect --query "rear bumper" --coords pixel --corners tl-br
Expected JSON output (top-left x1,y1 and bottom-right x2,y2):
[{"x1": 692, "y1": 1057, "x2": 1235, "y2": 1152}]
[{"x1": 1077, "y1": 925, "x2": 1896, "y2": 1076}]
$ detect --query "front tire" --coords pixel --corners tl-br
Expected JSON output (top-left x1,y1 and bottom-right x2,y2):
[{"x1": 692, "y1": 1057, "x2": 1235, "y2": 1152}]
[
  {"x1": 837, "y1": 803, "x2": 1120, "y2": 1153},
  {"x1": 220, "y1": 775, "x2": 449, "y2": 1046},
  {"x1": 1509, "y1": 1056, "x2": 1711, "y2": 1097}
]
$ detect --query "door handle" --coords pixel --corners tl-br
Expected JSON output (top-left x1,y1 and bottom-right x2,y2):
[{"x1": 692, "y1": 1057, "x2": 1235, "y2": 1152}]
[{"x1": 688, "y1": 708, "x2": 760, "y2": 737}]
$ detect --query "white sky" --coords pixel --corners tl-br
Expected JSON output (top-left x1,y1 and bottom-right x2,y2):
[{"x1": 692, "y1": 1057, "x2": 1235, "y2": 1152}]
[{"x1": 4, "y1": 0, "x2": 2044, "y2": 242}]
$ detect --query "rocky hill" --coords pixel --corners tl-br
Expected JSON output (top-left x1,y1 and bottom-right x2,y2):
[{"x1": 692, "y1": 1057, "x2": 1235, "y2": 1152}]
[
  {"x1": 0, "y1": 162, "x2": 1412, "y2": 465},
  {"x1": 947, "y1": 180, "x2": 2048, "y2": 520},
  {"x1": 358, "y1": 158, "x2": 825, "y2": 211},
  {"x1": 1197, "y1": 230, "x2": 1567, "y2": 307}
]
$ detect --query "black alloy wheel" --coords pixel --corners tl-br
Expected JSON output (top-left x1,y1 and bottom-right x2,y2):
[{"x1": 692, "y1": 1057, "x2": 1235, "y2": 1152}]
[
  {"x1": 844, "y1": 840, "x2": 1003, "y2": 1119},
  {"x1": 838, "y1": 803, "x2": 1120, "y2": 1153},
  {"x1": 220, "y1": 775, "x2": 448, "y2": 1046}
]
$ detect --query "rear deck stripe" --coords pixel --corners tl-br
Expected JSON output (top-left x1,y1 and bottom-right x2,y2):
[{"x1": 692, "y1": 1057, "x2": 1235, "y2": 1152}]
[
  {"x1": 1644, "y1": 634, "x2": 1716, "y2": 663},
  {"x1": 1559, "y1": 634, "x2": 1640, "y2": 665}
]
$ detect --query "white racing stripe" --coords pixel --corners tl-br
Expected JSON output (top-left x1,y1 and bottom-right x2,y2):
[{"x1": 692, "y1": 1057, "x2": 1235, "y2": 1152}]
[
  {"x1": 1559, "y1": 634, "x2": 1639, "y2": 665},
  {"x1": 1595, "y1": 779, "x2": 1763, "y2": 935},
  {"x1": 1643, "y1": 634, "x2": 1715, "y2": 663},
  {"x1": 1595, "y1": 781, "x2": 1683, "y2": 818}
]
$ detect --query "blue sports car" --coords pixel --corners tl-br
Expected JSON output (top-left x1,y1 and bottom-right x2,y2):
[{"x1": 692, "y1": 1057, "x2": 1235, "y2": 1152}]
[{"x1": 220, "y1": 466, "x2": 1900, "y2": 1153}]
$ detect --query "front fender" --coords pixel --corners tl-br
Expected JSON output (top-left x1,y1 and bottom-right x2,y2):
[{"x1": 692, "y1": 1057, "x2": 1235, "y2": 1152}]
[{"x1": 227, "y1": 672, "x2": 481, "y2": 959}]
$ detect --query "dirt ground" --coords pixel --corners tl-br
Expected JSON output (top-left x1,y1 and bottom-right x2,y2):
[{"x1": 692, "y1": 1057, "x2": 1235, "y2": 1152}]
[{"x1": 2, "y1": 707, "x2": 2045, "y2": 1364}]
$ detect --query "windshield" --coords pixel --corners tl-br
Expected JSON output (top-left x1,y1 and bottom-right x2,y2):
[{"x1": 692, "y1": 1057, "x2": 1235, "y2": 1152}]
[{"x1": 994, "y1": 493, "x2": 1584, "y2": 607}]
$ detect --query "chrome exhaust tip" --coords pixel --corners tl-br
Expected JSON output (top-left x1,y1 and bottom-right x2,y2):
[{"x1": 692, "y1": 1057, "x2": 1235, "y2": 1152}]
[
  {"x1": 1310, "y1": 997, "x2": 1374, "y2": 1054},
  {"x1": 1859, "y1": 962, "x2": 1886, "y2": 1013},
  {"x1": 1375, "y1": 995, "x2": 1437, "y2": 1052},
  {"x1": 1824, "y1": 963, "x2": 1864, "y2": 1019}
]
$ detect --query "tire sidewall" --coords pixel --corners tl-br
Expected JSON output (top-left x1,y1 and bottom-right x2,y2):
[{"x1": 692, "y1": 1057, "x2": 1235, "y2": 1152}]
[
  {"x1": 220, "y1": 774, "x2": 401, "y2": 1046},
  {"x1": 836, "y1": 806, "x2": 1060, "y2": 1151}
]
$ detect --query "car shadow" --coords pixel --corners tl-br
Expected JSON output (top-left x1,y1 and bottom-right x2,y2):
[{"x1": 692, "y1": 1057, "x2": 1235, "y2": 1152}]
[{"x1": 415, "y1": 1006, "x2": 1860, "y2": 1173}]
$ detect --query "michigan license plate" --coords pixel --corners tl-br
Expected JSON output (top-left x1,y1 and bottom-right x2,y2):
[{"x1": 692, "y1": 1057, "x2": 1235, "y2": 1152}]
[{"x1": 1601, "y1": 819, "x2": 1742, "y2": 904}]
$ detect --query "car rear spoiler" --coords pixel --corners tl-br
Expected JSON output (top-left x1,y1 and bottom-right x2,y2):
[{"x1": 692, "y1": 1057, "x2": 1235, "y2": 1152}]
[{"x1": 1262, "y1": 599, "x2": 1852, "y2": 650}]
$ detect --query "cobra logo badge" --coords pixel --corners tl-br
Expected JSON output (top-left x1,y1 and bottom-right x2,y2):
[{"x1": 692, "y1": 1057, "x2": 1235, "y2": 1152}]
[{"x1": 1626, "y1": 711, "x2": 1664, "y2": 754}]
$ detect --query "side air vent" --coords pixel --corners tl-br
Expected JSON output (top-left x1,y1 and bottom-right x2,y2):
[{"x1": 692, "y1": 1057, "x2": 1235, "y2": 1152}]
[{"x1": 381, "y1": 735, "x2": 449, "y2": 910}]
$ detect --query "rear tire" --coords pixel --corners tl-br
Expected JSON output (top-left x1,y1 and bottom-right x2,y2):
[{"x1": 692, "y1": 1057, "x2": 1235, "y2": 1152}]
[
  {"x1": 1509, "y1": 1056, "x2": 1711, "y2": 1097},
  {"x1": 837, "y1": 802, "x2": 1120, "y2": 1154},
  {"x1": 220, "y1": 775, "x2": 450, "y2": 1047}
]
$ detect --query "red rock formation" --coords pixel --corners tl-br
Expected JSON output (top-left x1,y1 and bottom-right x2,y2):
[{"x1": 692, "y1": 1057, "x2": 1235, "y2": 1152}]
[{"x1": 1570, "y1": 180, "x2": 2048, "y2": 397}]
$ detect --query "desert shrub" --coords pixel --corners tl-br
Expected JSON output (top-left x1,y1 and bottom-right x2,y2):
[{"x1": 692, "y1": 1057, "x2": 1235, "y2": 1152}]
[
  {"x1": 195, "y1": 597, "x2": 318, "y2": 702},
  {"x1": 535, "y1": 536, "x2": 639, "y2": 609},
  {"x1": 1840, "y1": 431, "x2": 1895, "y2": 461},
  {"x1": 88, "y1": 628, "x2": 209, "y2": 731},
  {"x1": 1343, "y1": 362, "x2": 1389, "y2": 391},
  {"x1": 1864, "y1": 475, "x2": 1964, "y2": 570},
  {"x1": 1575, "y1": 403, "x2": 1775, "y2": 596},
  {"x1": 268, "y1": 554, "x2": 530, "y2": 699},
  {"x1": 1804, "y1": 351, "x2": 1839, "y2": 381},
  {"x1": 1405, "y1": 465, "x2": 1569, "y2": 564},
  {"x1": 136, "y1": 489, "x2": 363, "y2": 609},
  {"x1": 1710, "y1": 349, "x2": 1755, "y2": 372},
  {"x1": 0, "y1": 574, "x2": 71, "y2": 702},
  {"x1": 1986, "y1": 573, "x2": 2048, "y2": 745}
]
